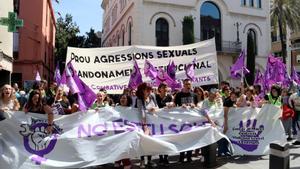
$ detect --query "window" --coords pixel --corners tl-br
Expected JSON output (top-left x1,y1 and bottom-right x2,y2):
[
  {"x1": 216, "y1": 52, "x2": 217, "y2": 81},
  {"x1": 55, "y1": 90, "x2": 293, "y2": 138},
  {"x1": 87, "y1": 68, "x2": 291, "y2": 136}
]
[
  {"x1": 117, "y1": 34, "x2": 120, "y2": 46},
  {"x1": 156, "y1": 18, "x2": 169, "y2": 46},
  {"x1": 249, "y1": 0, "x2": 254, "y2": 7},
  {"x1": 200, "y1": 2, "x2": 222, "y2": 51},
  {"x1": 257, "y1": 0, "x2": 262, "y2": 8},
  {"x1": 128, "y1": 22, "x2": 132, "y2": 45},
  {"x1": 241, "y1": 0, "x2": 246, "y2": 6}
]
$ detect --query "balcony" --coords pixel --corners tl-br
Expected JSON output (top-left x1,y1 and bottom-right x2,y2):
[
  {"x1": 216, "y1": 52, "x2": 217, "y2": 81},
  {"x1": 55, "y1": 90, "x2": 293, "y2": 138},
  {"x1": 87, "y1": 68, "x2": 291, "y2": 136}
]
[
  {"x1": 219, "y1": 41, "x2": 242, "y2": 53},
  {"x1": 292, "y1": 42, "x2": 300, "y2": 50},
  {"x1": 195, "y1": 38, "x2": 242, "y2": 53}
]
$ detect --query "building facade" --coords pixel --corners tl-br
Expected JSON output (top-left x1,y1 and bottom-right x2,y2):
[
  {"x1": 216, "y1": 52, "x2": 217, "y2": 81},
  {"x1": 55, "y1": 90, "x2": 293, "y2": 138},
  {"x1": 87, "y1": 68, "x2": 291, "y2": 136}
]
[
  {"x1": 0, "y1": 0, "x2": 14, "y2": 87},
  {"x1": 101, "y1": 0, "x2": 271, "y2": 83},
  {"x1": 12, "y1": 0, "x2": 56, "y2": 87}
]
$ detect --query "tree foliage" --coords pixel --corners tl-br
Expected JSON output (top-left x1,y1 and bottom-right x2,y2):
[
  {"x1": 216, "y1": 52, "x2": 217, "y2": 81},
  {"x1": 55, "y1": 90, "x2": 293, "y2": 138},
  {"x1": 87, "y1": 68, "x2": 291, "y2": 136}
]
[
  {"x1": 271, "y1": 0, "x2": 300, "y2": 63},
  {"x1": 55, "y1": 14, "x2": 101, "y2": 70},
  {"x1": 55, "y1": 14, "x2": 80, "y2": 65},
  {"x1": 182, "y1": 16, "x2": 195, "y2": 45},
  {"x1": 84, "y1": 28, "x2": 101, "y2": 48}
]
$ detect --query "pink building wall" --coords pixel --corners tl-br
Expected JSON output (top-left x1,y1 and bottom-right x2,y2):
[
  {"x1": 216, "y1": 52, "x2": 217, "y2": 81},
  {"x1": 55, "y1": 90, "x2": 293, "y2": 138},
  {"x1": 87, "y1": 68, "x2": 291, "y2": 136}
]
[{"x1": 13, "y1": 0, "x2": 56, "y2": 86}]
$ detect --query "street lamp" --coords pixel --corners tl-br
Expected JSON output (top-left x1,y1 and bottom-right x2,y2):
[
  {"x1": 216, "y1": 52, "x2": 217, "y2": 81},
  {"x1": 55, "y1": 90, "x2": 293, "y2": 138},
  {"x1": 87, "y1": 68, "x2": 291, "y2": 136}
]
[
  {"x1": 233, "y1": 22, "x2": 242, "y2": 52},
  {"x1": 234, "y1": 22, "x2": 242, "y2": 44}
]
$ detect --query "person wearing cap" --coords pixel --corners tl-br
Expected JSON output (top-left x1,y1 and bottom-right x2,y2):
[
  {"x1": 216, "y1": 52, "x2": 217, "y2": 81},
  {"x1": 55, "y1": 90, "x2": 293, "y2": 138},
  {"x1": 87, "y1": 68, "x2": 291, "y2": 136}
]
[
  {"x1": 135, "y1": 82, "x2": 158, "y2": 168},
  {"x1": 200, "y1": 88, "x2": 221, "y2": 127},
  {"x1": 174, "y1": 79, "x2": 198, "y2": 163}
]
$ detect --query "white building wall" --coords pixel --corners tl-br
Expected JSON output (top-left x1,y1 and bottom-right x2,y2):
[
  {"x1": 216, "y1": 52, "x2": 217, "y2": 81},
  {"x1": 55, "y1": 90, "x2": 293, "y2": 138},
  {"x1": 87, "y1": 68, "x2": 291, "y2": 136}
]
[
  {"x1": 0, "y1": 0, "x2": 13, "y2": 72},
  {"x1": 102, "y1": 0, "x2": 271, "y2": 82}
]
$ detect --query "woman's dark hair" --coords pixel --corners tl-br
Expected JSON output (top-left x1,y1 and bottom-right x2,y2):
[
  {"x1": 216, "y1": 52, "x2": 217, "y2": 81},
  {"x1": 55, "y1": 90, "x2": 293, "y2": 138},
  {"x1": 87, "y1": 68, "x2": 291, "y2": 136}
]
[
  {"x1": 253, "y1": 85, "x2": 262, "y2": 94},
  {"x1": 32, "y1": 81, "x2": 41, "y2": 90},
  {"x1": 26, "y1": 90, "x2": 42, "y2": 110},
  {"x1": 119, "y1": 94, "x2": 132, "y2": 107},
  {"x1": 194, "y1": 86, "x2": 204, "y2": 100},
  {"x1": 271, "y1": 85, "x2": 282, "y2": 96},
  {"x1": 158, "y1": 82, "x2": 168, "y2": 92},
  {"x1": 136, "y1": 83, "x2": 152, "y2": 100}
]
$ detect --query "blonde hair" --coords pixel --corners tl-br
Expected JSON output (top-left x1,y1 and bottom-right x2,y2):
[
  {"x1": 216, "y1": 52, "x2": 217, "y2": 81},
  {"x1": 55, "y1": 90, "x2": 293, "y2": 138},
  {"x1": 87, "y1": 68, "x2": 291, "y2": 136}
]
[{"x1": 0, "y1": 84, "x2": 14, "y2": 101}]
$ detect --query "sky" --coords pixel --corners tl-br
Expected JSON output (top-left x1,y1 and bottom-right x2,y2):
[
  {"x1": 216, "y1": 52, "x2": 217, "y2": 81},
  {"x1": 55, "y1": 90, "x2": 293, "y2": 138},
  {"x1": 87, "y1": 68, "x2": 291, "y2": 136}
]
[{"x1": 53, "y1": 0, "x2": 103, "y2": 35}]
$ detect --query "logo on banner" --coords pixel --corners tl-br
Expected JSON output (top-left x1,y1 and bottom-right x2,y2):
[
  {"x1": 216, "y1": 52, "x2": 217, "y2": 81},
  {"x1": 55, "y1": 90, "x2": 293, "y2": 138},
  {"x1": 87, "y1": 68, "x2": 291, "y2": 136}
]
[
  {"x1": 230, "y1": 119, "x2": 264, "y2": 152},
  {"x1": 19, "y1": 118, "x2": 63, "y2": 165}
]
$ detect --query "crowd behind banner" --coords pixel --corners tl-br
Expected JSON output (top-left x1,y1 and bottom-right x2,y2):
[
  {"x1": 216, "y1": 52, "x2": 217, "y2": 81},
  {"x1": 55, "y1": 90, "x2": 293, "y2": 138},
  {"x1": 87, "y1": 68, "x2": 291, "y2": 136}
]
[
  {"x1": 1, "y1": 45, "x2": 300, "y2": 168},
  {"x1": 0, "y1": 76, "x2": 299, "y2": 168}
]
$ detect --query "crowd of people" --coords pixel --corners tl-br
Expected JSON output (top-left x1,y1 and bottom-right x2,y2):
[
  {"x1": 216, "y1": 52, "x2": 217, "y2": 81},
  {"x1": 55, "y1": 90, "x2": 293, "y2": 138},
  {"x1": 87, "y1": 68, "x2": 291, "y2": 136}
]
[{"x1": 1, "y1": 79, "x2": 300, "y2": 169}]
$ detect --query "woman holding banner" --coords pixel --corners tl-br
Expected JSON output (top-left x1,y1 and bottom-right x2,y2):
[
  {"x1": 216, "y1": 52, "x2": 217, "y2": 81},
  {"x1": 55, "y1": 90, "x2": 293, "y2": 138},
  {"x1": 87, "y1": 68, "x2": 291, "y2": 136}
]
[
  {"x1": 0, "y1": 84, "x2": 20, "y2": 120},
  {"x1": 114, "y1": 94, "x2": 133, "y2": 169},
  {"x1": 194, "y1": 86, "x2": 205, "y2": 107},
  {"x1": 136, "y1": 82, "x2": 158, "y2": 168},
  {"x1": 23, "y1": 90, "x2": 54, "y2": 133},
  {"x1": 155, "y1": 82, "x2": 173, "y2": 166}
]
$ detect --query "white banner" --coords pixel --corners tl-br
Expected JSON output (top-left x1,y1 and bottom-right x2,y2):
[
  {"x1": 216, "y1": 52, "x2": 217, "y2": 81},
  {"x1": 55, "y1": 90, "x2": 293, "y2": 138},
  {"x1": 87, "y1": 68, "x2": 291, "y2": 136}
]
[
  {"x1": 226, "y1": 105, "x2": 286, "y2": 155},
  {"x1": 0, "y1": 107, "x2": 225, "y2": 169},
  {"x1": 0, "y1": 105, "x2": 286, "y2": 169},
  {"x1": 66, "y1": 38, "x2": 219, "y2": 94}
]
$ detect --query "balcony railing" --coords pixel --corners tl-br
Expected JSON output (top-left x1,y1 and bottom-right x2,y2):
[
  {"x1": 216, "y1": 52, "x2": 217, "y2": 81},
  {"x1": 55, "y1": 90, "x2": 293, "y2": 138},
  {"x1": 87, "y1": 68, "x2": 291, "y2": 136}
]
[
  {"x1": 218, "y1": 41, "x2": 242, "y2": 53},
  {"x1": 292, "y1": 42, "x2": 300, "y2": 50},
  {"x1": 195, "y1": 37, "x2": 242, "y2": 53}
]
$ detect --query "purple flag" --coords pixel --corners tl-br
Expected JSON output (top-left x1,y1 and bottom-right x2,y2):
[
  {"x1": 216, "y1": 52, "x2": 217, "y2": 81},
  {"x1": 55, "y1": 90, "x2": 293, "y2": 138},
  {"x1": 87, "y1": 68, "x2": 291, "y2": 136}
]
[
  {"x1": 35, "y1": 71, "x2": 41, "y2": 81},
  {"x1": 254, "y1": 69, "x2": 264, "y2": 86},
  {"x1": 156, "y1": 68, "x2": 182, "y2": 89},
  {"x1": 60, "y1": 62, "x2": 96, "y2": 111},
  {"x1": 291, "y1": 66, "x2": 300, "y2": 85},
  {"x1": 128, "y1": 60, "x2": 143, "y2": 89},
  {"x1": 167, "y1": 60, "x2": 176, "y2": 81},
  {"x1": 60, "y1": 63, "x2": 81, "y2": 94},
  {"x1": 185, "y1": 58, "x2": 196, "y2": 81},
  {"x1": 230, "y1": 50, "x2": 250, "y2": 79},
  {"x1": 76, "y1": 81, "x2": 97, "y2": 111},
  {"x1": 54, "y1": 64, "x2": 61, "y2": 84},
  {"x1": 264, "y1": 54, "x2": 289, "y2": 90},
  {"x1": 144, "y1": 60, "x2": 157, "y2": 80}
]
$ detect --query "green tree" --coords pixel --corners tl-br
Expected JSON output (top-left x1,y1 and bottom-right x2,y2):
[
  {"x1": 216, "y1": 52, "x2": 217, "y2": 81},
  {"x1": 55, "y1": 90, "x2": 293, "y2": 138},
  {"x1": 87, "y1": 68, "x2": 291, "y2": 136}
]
[
  {"x1": 182, "y1": 16, "x2": 195, "y2": 45},
  {"x1": 84, "y1": 28, "x2": 101, "y2": 48},
  {"x1": 55, "y1": 14, "x2": 80, "y2": 67},
  {"x1": 271, "y1": 0, "x2": 300, "y2": 63}
]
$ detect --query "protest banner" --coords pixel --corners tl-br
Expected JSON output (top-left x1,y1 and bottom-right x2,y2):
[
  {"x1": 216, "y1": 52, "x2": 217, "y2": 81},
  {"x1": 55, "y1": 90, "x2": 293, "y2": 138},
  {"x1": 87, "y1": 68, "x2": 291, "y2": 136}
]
[
  {"x1": 65, "y1": 38, "x2": 218, "y2": 94},
  {"x1": 0, "y1": 105, "x2": 285, "y2": 168},
  {"x1": 226, "y1": 105, "x2": 286, "y2": 155}
]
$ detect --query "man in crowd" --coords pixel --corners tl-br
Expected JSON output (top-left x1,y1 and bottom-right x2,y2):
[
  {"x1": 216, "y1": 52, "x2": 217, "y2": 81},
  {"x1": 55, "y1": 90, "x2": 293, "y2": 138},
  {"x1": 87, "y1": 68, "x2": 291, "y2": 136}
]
[{"x1": 174, "y1": 79, "x2": 198, "y2": 163}]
